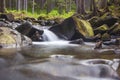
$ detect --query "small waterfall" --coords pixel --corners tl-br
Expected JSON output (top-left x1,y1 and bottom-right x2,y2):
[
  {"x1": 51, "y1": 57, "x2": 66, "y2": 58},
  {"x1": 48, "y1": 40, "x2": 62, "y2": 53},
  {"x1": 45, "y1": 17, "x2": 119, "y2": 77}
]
[{"x1": 42, "y1": 29, "x2": 60, "y2": 41}]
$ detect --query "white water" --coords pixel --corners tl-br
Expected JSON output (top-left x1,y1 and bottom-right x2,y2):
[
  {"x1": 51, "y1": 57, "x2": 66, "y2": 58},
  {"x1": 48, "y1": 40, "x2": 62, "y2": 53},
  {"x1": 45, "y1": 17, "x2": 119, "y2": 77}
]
[{"x1": 42, "y1": 29, "x2": 60, "y2": 41}]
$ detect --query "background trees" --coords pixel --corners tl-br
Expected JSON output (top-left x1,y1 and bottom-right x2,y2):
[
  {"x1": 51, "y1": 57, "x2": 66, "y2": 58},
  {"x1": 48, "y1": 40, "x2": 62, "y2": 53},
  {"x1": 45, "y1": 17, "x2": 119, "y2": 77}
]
[{"x1": 0, "y1": 0, "x2": 120, "y2": 17}]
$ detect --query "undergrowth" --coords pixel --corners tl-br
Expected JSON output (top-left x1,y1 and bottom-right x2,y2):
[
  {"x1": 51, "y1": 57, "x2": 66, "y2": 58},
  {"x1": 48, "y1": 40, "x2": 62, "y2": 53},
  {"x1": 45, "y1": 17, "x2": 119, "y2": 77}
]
[{"x1": 6, "y1": 10, "x2": 75, "y2": 19}]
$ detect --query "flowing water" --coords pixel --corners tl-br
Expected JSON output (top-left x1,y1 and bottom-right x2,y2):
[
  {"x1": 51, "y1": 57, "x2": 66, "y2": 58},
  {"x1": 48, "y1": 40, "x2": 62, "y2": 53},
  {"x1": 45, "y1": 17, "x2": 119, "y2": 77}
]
[
  {"x1": 42, "y1": 29, "x2": 60, "y2": 41},
  {"x1": 0, "y1": 29, "x2": 120, "y2": 80}
]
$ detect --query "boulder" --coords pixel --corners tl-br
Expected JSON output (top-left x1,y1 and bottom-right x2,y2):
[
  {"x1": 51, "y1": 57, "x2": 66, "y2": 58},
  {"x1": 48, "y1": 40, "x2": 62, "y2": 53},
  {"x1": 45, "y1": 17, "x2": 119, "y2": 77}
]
[
  {"x1": 103, "y1": 38, "x2": 120, "y2": 45},
  {"x1": 115, "y1": 38, "x2": 120, "y2": 45},
  {"x1": 15, "y1": 22, "x2": 44, "y2": 41},
  {"x1": 101, "y1": 33, "x2": 111, "y2": 41},
  {"x1": 89, "y1": 14, "x2": 118, "y2": 28},
  {"x1": 23, "y1": 17, "x2": 36, "y2": 21},
  {"x1": 0, "y1": 13, "x2": 14, "y2": 22},
  {"x1": 94, "y1": 41, "x2": 103, "y2": 49},
  {"x1": 72, "y1": 16, "x2": 94, "y2": 38},
  {"x1": 0, "y1": 21, "x2": 8, "y2": 27},
  {"x1": 108, "y1": 23, "x2": 120, "y2": 36},
  {"x1": 53, "y1": 18, "x2": 64, "y2": 24},
  {"x1": 94, "y1": 24, "x2": 109, "y2": 35},
  {"x1": 49, "y1": 17, "x2": 76, "y2": 40},
  {"x1": 49, "y1": 15, "x2": 94, "y2": 40},
  {"x1": 15, "y1": 22, "x2": 33, "y2": 35},
  {"x1": 0, "y1": 27, "x2": 32, "y2": 48},
  {"x1": 69, "y1": 38, "x2": 84, "y2": 44}
]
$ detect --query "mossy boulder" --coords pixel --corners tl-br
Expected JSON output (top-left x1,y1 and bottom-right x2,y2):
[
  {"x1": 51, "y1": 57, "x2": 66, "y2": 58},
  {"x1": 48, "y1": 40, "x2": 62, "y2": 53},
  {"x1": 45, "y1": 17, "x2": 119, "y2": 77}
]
[
  {"x1": 72, "y1": 16, "x2": 94, "y2": 38},
  {"x1": 89, "y1": 14, "x2": 118, "y2": 28},
  {"x1": 109, "y1": 23, "x2": 120, "y2": 35},
  {"x1": 94, "y1": 24, "x2": 109, "y2": 35},
  {"x1": 88, "y1": 16, "x2": 100, "y2": 28},
  {"x1": 50, "y1": 15, "x2": 94, "y2": 40},
  {"x1": 0, "y1": 27, "x2": 32, "y2": 48},
  {"x1": 101, "y1": 33, "x2": 111, "y2": 41},
  {"x1": 0, "y1": 34, "x2": 16, "y2": 44}
]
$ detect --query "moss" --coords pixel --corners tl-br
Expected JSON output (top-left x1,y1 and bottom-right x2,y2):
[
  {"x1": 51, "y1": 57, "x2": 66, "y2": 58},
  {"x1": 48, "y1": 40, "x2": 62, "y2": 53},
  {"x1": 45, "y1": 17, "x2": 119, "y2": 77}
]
[
  {"x1": 0, "y1": 34, "x2": 16, "y2": 44},
  {"x1": 100, "y1": 12, "x2": 112, "y2": 19},
  {"x1": 94, "y1": 24, "x2": 109, "y2": 31},
  {"x1": 109, "y1": 24, "x2": 120, "y2": 34},
  {"x1": 101, "y1": 33, "x2": 111, "y2": 41},
  {"x1": 72, "y1": 16, "x2": 94, "y2": 38},
  {"x1": 0, "y1": 27, "x2": 16, "y2": 44},
  {"x1": 7, "y1": 10, "x2": 75, "y2": 19}
]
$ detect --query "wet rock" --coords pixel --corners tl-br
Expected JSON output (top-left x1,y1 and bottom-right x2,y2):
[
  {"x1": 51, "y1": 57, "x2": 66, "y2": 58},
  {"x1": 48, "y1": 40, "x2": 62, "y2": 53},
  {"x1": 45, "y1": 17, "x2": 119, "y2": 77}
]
[
  {"x1": 23, "y1": 17, "x2": 36, "y2": 21},
  {"x1": 115, "y1": 38, "x2": 120, "y2": 45},
  {"x1": 49, "y1": 17, "x2": 76, "y2": 40},
  {"x1": 15, "y1": 22, "x2": 33, "y2": 35},
  {"x1": 114, "y1": 49, "x2": 120, "y2": 54},
  {"x1": 31, "y1": 31, "x2": 43, "y2": 41},
  {"x1": 108, "y1": 22, "x2": 120, "y2": 36},
  {"x1": 45, "y1": 20, "x2": 56, "y2": 26},
  {"x1": 0, "y1": 21, "x2": 8, "y2": 27},
  {"x1": 53, "y1": 18, "x2": 64, "y2": 24},
  {"x1": 69, "y1": 38, "x2": 84, "y2": 45},
  {"x1": 16, "y1": 22, "x2": 44, "y2": 41},
  {"x1": 101, "y1": 33, "x2": 111, "y2": 41},
  {"x1": 88, "y1": 16, "x2": 100, "y2": 28},
  {"x1": 103, "y1": 38, "x2": 120, "y2": 46},
  {"x1": 79, "y1": 59, "x2": 120, "y2": 77},
  {"x1": 0, "y1": 27, "x2": 32, "y2": 48},
  {"x1": 84, "y1": 33, "x2": 101, "y2": 42},
  {"x1": 94, "y1": 41, "x2": 103, "y2": 49},
  {"x1": 38, "y1": 16, "x2": 46, "y2": 21},
  {"x1": 0, "y1": 13, "x2": 14, "y2": 22},
  {"x1": 41, "y1": 20, "x2": 46, "y2": 26},
  {"x1": 94, "y1": 24, "x2": 109, "y2": 35},
  {"x1": 90, "y1": 13, "x2": 118, "y2": 28},
  {"x1": 37, "y1": 20, "x2": 55, "y2": 26}
]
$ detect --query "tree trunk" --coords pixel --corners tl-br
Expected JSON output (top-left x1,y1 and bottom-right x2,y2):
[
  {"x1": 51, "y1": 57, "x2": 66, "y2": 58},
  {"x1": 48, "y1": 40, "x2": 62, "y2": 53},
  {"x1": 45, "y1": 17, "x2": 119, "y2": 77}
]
[
  {"x1": 69, "y1": 0, "x2": 71, "y2": 12},
  {"x1": 23, "y1": 0, "x2": 27, "y2": 12},
  {"x1": 77, "y1": 0, "x2": 85, "y2": 14},
  {"x1": 18, "y1": 0, "x2": 21, "y2": 11},
  {"x1": 65, "y1": 0, "x2": 72, "y2": 13},
  {"x1": 0, "y1": 0, "x2": 5, "y2": 13},
  {"x1": 91, "y1": 0, "x2": 98, "y2": 15},
  {"x1": 46, "y1": 0, "x2": 53, "y2": 14},
  {"x1": 90, "y1": 0, "x2": 93, "y2": 11},
  {"x1": 65, "y1": 0, "x2": 68, "y2": 13},
  {"x1": 98, "y1": 0, "x2": 107, "y2": 10},
  {"x1": 32, "y1": 0, "x2": 35, "y2": 14}
]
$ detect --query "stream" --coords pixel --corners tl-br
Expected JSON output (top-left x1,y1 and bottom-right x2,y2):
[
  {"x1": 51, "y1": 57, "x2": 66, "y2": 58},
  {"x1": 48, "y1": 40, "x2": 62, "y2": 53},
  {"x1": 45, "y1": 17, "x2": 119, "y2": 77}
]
[
  {"x1": 0, "y1": 41, "x2": 120, "y2": 80},
  {"x1": 0, "y1": 29, "x2": 120, "y2": 80}
]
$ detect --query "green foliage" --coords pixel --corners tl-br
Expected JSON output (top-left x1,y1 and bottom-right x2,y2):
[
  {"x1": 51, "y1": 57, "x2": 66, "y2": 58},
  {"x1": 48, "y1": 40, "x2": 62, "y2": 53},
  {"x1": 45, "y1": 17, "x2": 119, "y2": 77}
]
[
  {"x1": 7, "y1": 9, "x2": 74, "y2": 19},
  {"x1": 48, "y1": 10, "x2": 59, "y2": 16}
]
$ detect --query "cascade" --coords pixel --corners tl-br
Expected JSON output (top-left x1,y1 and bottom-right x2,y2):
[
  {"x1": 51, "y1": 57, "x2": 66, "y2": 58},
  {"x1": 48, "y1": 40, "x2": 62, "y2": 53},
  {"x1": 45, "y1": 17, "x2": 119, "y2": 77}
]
[{"x1": 42, "y1": 29, "x2": 60, "y2": 41}]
